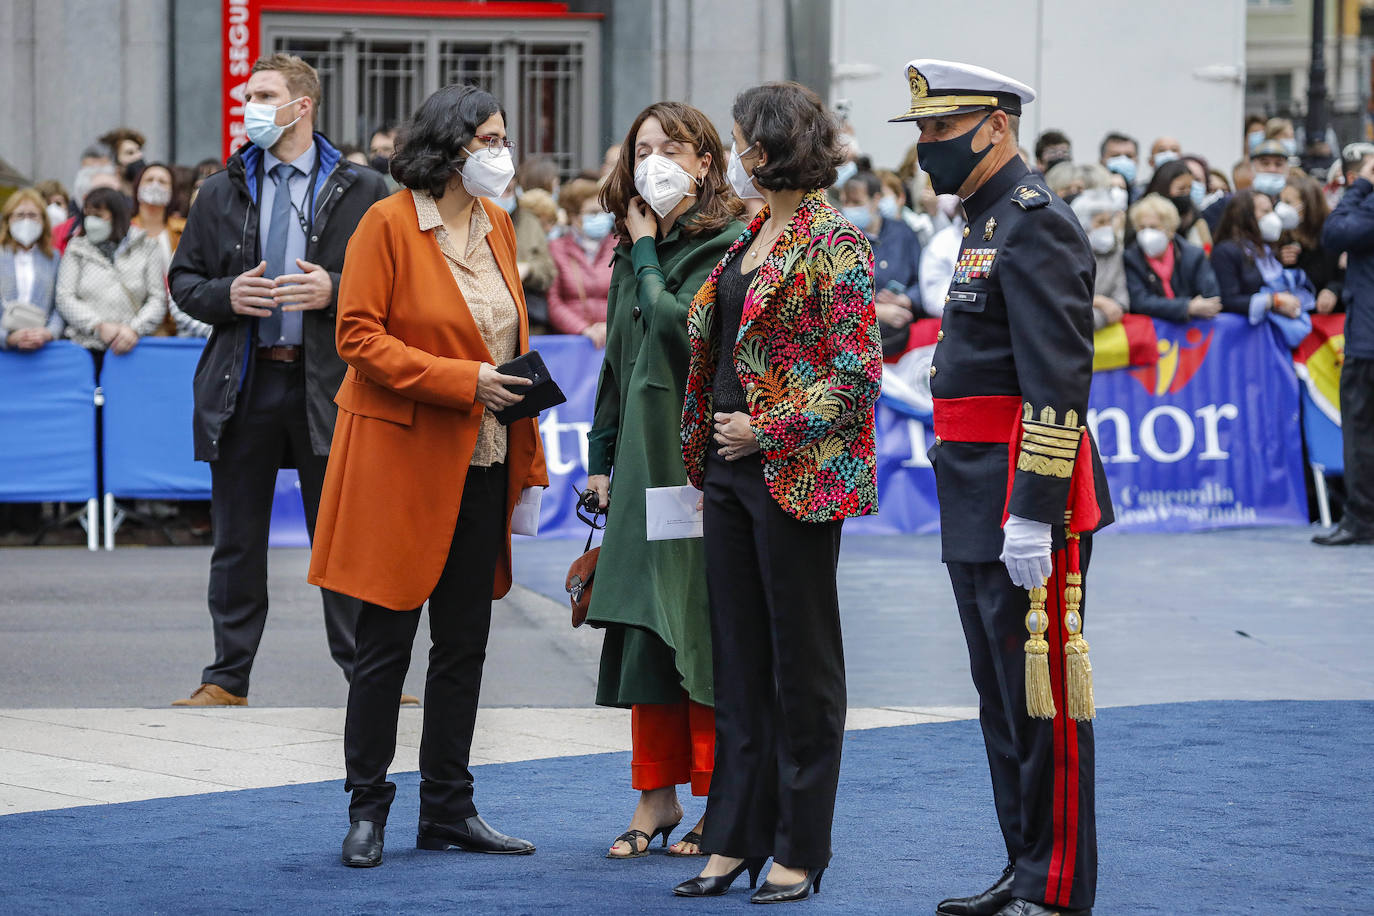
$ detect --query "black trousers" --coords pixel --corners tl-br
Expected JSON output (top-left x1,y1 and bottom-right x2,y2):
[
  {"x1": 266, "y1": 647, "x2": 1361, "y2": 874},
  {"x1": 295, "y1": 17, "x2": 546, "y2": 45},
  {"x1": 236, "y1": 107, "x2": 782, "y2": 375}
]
[
  {"x1": 203, "y1": 359, "x2": 358, "y2": 695},
  {"x1": 343, "y1": 463, "x2": 506, "y2": 826},
  {"x1": 1340, "y1": 355, "x2": 1374, "y2": 534},
  {"x1": 946, "y1": 541, "x2": 1097, "y2": 912},
  {"x1": 700, "y1": 448, "x2": 846, "y2": 869}
]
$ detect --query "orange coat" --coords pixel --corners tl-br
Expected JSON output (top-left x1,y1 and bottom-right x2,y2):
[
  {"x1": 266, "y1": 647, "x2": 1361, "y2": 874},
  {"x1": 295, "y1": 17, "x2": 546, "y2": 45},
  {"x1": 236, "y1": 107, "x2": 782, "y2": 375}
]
[{"x1": 307, "y1": 192, "x2": 548, "y2": 611}]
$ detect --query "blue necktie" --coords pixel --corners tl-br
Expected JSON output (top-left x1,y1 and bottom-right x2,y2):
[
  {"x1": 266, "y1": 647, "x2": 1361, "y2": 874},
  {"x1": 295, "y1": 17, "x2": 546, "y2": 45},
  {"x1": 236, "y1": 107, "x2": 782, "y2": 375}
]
[{"x1": 259, "y1": 162, "x2": 297, "y2": 345}]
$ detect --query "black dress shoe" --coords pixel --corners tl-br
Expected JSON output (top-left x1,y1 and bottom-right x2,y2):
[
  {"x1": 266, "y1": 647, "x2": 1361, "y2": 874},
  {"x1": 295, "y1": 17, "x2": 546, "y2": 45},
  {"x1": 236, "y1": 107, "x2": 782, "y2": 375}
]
[
  {"x1": 341, "y1": 820, "x2": 384, "y2": 868},
  {"x1": 994, "y1": 898, "x2": 1091, "y2": 916},
  {"x1": 673, "y1": 857, "x2": 765, "y2": 897},
  {"x1": 1312, "y1": 525, "x2": 1374, "y2": 546},
  {"x1": 416, "y1": 815, "x2": 535, "y2": 854},
  {"x1": 750, "y1": 867, "x2": 824, "y2": 904},
  {"x1": 937, "y1": 861, "x2": 1015, "y2": 915}
]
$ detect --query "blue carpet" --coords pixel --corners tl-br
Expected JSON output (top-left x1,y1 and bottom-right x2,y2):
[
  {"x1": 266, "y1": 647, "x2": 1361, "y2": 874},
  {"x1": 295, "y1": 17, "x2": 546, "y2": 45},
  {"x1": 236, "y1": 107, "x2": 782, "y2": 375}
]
[{"x1": 2, "y1": 701, "x2": 1369, "y2": 914}]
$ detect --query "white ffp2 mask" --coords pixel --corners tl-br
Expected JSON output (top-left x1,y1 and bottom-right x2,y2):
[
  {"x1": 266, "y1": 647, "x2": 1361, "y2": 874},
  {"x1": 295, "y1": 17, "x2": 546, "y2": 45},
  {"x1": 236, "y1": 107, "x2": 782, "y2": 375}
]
[
  {"x1": 634, "y1": 154, "x2": 698, "y2": 218},
  {"x1": 460, "y1": 147, "x2": 516, "y2": 200}
]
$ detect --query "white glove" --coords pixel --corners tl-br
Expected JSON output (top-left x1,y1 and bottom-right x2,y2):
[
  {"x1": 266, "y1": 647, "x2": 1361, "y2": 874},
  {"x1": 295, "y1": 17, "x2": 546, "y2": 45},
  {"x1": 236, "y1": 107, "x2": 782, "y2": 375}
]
[{"x1": 1000, "y1": 514, "x2": 1052, "y2": 589}]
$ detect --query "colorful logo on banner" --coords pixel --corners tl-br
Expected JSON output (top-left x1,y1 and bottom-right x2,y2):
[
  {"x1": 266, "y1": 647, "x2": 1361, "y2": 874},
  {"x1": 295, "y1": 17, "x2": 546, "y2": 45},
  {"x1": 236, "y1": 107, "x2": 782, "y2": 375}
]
[
  {"x1": 1129, "y1": 326, "x2": 1214, "y2": 396},
  {"x1": 222, "y1": 0, "x2": 260, "y2": 162}
]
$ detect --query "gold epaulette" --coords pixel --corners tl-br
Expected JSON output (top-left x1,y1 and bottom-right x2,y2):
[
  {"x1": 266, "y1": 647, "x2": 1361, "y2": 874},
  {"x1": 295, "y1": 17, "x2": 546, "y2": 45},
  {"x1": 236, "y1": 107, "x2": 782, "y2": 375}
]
[{"x1": 1017, "y1": 404, "x2": 1081, "y2": 479}]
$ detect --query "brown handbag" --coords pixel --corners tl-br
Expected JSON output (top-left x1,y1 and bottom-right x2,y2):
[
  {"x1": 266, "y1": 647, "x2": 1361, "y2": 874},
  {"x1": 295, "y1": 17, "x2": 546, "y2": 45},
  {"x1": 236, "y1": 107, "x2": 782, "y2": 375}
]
[{"x1": 566, "y1": 490, "x2": 606, "y2": 628}]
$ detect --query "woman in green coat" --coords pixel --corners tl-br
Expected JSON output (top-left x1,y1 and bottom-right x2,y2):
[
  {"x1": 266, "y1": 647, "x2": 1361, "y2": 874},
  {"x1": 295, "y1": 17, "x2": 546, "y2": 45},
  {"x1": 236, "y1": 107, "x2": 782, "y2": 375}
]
[{"x1": 584, "y1": 101, "x2": 745, "y2": 860}]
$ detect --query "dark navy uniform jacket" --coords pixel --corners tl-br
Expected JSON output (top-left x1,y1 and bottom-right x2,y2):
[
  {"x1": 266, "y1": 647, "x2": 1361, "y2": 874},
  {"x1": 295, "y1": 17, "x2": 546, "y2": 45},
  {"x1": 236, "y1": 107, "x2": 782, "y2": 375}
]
[{"x1": 929, "y1": 158, "x2": 1114, "y2": 562}]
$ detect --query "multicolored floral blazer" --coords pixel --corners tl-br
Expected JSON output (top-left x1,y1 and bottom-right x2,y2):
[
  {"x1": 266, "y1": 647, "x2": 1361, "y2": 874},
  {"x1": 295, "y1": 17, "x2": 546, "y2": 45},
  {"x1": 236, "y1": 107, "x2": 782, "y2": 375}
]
[{"x1": 681, "y1": 189, "x2": 882, "y2": 523}]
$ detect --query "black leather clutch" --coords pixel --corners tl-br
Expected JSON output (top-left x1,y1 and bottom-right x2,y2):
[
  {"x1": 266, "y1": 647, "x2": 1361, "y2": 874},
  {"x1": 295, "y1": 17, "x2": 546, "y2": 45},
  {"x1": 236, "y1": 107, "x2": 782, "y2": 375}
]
[{"x1": 492, "y1": 350, "x2": 566, "y2": 425}]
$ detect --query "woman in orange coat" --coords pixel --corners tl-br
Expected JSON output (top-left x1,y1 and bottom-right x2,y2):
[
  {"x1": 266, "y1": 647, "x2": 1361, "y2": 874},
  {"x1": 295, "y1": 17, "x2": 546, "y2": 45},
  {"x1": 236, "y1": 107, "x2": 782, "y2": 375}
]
[{"x1": 306, "y1": 84, "x2": 548, "y2": 869}]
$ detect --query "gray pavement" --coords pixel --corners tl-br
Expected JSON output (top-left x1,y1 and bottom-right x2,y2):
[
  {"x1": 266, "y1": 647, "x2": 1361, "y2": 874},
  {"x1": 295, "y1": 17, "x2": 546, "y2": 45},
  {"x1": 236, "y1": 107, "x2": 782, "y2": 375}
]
[{"x1": 2, "y1": 526, "x2": 1371, "y2": 710}]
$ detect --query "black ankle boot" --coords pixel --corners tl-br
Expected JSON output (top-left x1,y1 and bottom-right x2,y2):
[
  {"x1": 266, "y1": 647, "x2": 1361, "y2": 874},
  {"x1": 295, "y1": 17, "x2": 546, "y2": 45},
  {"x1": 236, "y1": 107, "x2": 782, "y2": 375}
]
[{"x1": 341, "y1": 820, "x2": 384, "y2": 868}]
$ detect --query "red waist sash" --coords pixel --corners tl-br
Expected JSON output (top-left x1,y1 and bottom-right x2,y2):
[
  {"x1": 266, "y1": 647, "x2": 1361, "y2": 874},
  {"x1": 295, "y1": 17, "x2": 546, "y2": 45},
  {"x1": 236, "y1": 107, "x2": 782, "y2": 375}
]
[{"x1": 932, "y1": 396, "x2": 1023, "y2": 443}]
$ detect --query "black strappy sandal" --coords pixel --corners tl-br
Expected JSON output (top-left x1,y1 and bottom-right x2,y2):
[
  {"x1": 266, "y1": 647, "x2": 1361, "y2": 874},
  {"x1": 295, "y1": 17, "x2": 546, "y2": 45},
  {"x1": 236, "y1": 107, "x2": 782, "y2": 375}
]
[
  {"x1": 665, "y1": 830, "x2": 705, "y2": 857},
  {"x1": 606, "y1": 822, "x2": 679, "y2": 859}
]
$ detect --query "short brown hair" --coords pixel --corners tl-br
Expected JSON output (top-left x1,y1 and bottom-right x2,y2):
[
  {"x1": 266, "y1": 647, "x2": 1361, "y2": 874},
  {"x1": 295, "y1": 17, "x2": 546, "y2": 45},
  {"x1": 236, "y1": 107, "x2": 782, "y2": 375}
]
[
  {"x1": 732, "y1": 82, "x2": 844, "y2": 192},
  {"x1": 1, "y1": 188, "x2": 55, "y2": 257},
  {"x1": 99, "y1": 127, "x2": 146, "y2": 152},
  {"x1": 34, "y1": 179, "x2": 69, "y2": 206},
  {"x1": 251, "y1": 53, "x2": 322, "y2": 110},
  {"x1": 599, "y1": 101, "x2": 744, "y2": 244},
  {"x1": 559, "y1": 178, "x2": 601, "y2": 217}
]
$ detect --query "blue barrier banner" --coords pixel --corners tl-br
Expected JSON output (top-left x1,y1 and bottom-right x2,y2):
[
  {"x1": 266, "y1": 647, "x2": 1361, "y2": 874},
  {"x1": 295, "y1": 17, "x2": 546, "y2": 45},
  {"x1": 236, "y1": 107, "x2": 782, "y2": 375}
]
[
  {"x1": 527, "y1": 317, "x2": 1308, "y2": 537},
  {"x1": 1086, "y1": 315, "x2": 1307, "y2": 530},
  {"x1": 101, "y1": 338, "x2": 212, "y2": 499},
  {"x1": 0, "y1": 341, "x2": 97, "y2": 502},
  {"x1": 526, "y1": 335, "x2": 605, "y2": 538}
]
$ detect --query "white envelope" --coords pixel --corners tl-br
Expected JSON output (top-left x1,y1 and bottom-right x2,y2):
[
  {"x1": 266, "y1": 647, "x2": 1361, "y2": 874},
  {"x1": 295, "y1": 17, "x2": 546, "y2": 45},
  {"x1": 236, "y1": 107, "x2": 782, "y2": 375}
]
[
  {"x1": 645, "y1": 485, "x2": 704, "y2": 541},
  {"x1": 510, "y1": 486, "x2": 543, "y2": 536}
]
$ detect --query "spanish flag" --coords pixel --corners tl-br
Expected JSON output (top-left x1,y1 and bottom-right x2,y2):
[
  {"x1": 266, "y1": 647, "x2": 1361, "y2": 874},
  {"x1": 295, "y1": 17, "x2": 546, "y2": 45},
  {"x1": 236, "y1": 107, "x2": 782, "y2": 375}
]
[
  {"x1": 1091, "y1": 313, "x2": 1158, "y2": 373},
  {"x1": 1294, "y1": 313, "x2": 1345, "y2": 424}
]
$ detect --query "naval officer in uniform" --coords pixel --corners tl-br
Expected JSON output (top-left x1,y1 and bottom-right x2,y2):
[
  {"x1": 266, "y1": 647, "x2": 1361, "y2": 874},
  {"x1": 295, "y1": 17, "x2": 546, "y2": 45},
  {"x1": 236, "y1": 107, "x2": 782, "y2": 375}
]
[{"x1": 891, "y1": 61, "x2": 1114, "y2": 916}]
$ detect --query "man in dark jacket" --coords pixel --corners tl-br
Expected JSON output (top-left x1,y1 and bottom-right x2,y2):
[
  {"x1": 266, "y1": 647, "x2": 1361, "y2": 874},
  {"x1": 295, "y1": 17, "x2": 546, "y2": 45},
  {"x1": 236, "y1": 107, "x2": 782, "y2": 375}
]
[
  {"x1": 1316, "y1": 153, "x2": 1374, "y2": 546},
  {"x1": 168, "y1": 54, "x2": 389, "y2": 705}
]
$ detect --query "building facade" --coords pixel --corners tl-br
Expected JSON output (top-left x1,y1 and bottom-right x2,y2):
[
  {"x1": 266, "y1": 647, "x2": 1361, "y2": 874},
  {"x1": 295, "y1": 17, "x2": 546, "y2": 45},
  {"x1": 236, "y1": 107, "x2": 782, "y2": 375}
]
[{"x1": 0, "y1": 0, "x2": 827, "y2": 187}]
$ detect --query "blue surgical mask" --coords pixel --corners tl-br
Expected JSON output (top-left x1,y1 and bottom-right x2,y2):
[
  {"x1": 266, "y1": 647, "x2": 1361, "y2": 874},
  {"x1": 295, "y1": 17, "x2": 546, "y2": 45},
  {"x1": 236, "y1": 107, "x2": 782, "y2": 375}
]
[
  {"x1": 833, "y1": 160, "x2": 859, "y2": 188},
  {"x1": 1247, "y1": 130, "x2": 1266, "y2": 154},
  {"x1": 1152, "y1": 150, "x2": 1180, "y2": 168},
  {"x1": 841, "y1": 205, "x2": 872, "y2": 232},
  {"x1": 878, "y1": 195, "x2": 900, "y2": 220},
  {"x1": 243, "y1": 97, "x2": 304, "y2": 151},
  {"x1": 1280, "y1": 137, "x2": 1298, "y2": 157},
  {"x1": 580, "y1": 211, "x2": 614, "y2": 240},
  {"x1": 1190, "y1": 180, "x2": 1206, "y2": 208},
  {"x1": 1252, "y1": 171, "x2": 1287, "y2": 198},
  {"x1": 1105, "y1": 155, "x2": 1137, "y2": 185}
]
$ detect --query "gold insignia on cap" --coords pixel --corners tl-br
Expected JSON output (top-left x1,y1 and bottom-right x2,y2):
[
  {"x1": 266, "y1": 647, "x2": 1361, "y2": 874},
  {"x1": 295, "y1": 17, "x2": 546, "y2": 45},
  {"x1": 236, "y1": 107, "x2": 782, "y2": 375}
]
[
  {"x1": 892, "y1": 64, "x2": 1003, "y2": 121},
  {"x1": 984, "y1": 217, "x2": 997, "y2": 241},
  {"x1": 909, "y1": 66, "x2": 930, "y2": 103}
]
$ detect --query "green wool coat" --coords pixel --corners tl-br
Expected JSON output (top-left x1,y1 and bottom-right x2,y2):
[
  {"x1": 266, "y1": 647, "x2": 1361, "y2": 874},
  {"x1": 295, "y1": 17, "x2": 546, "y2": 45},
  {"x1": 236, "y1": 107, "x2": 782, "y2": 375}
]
[{"x1": 585, "y1": 215, "x2": 745, "y2": 709}]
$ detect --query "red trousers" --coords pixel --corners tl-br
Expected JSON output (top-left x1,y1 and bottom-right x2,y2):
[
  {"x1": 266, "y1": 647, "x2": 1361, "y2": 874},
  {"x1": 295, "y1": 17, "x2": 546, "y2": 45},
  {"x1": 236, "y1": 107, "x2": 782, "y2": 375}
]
[{"x1": 631, "y1": 698, "x2": 714, "y2": 796}]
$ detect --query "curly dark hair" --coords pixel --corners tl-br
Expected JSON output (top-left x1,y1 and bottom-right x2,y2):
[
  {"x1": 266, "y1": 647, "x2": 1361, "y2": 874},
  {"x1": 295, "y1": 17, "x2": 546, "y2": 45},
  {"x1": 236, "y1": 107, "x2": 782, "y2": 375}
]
[
  {"x1": 390, "y1": 84, "x2": 506, "y2": 199},
  {"x1": 598, "y1": 101, "x2": 743, "y2": 244},
  {"x1": 731, "y1": 82, "x2": 844, "y2": 192}
]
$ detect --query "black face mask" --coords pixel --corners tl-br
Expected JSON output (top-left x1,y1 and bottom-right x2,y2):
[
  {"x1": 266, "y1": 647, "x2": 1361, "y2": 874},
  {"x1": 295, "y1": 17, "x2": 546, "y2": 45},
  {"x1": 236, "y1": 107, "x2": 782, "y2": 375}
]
[
  {"x1": 1169, "y1": 193, "x2": 1194, "y2": 219},
  {"x1": 369, "y1": 154, "x2": 391, "y2": 176},
  {"x1": 917, "y1": 113, "x2": 993, "y2": 196}
]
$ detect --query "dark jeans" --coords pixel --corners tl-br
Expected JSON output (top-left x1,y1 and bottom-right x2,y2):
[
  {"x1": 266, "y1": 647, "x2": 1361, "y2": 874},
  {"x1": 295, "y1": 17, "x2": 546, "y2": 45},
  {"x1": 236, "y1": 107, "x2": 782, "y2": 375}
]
[
  {"x1": 700, "y1": 447, "x2": 846, "y2": 869},
  {"x1": 947, "y1": 542, "x2": 1097, "y2": 911},
  {"x1": 343, "y1": 463, "x2": 506, "y2": 826},
  {"x1": 203, "y1": 359, "x2": 358, "y2": 695},
  {"x1": 1341, "y1": 355, "x2": 1374, "y2": 534}
]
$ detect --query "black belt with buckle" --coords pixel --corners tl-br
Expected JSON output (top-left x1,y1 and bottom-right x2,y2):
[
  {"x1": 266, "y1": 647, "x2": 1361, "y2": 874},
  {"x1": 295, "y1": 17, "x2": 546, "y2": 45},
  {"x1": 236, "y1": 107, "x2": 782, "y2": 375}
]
[{"x1": 257, "y1": 345, "x2": 302, "y2": 363}]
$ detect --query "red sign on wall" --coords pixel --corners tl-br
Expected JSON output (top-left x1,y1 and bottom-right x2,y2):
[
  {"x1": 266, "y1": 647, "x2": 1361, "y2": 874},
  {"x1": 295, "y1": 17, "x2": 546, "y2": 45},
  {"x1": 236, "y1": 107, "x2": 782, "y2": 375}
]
[{"x1": 222, "y1": 0, "x2": 261, "y2": 162}]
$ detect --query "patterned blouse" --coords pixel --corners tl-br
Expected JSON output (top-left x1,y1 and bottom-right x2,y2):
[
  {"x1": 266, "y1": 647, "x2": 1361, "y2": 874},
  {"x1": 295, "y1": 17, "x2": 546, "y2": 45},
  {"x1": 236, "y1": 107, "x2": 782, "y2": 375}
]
[{"x1": 413, "y1": 190, "x2": 519, "y2": 467}]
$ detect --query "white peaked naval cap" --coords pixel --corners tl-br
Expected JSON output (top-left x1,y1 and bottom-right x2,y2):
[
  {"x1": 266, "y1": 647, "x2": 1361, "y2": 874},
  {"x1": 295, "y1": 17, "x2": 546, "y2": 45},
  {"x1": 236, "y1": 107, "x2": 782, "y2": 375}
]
[{"x1": 890, "y1": 59, "x2": 1037, "y2": 122}]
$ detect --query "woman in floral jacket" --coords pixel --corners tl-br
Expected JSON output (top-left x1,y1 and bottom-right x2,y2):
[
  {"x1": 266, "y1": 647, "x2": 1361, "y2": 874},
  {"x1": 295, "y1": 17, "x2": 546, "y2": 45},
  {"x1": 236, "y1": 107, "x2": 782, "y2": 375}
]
[{"x1": 673, "y1": 82, "x2": 881, "y2": 905}]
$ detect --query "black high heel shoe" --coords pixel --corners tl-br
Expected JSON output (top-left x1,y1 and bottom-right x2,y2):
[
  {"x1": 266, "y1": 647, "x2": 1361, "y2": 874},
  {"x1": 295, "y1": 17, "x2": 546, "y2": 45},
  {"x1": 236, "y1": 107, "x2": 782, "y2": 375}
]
[
  {"x1": 672, "y1": 856, "x2": 766, "y2": 897},
  {"x1": 750, "y1": 866, "x2": 824, "y2": 904}
]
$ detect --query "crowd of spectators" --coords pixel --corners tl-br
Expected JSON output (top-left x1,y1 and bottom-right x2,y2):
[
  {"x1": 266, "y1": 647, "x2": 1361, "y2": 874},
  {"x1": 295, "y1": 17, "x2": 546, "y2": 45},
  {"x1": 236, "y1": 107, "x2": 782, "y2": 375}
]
[{"x1": 2, "y1": 111, "x2": 1364, "y2": 537}]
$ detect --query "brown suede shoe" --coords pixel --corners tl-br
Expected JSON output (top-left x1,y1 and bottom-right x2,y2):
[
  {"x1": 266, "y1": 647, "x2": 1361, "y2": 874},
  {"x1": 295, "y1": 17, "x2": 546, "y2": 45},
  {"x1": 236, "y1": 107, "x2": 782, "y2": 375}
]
[
  {"x1": 400, "y1": 694, "x2": 421, "y2": 707},
  {"x1": 171, "y1": 683, "x2": 247, "y2": 707}
]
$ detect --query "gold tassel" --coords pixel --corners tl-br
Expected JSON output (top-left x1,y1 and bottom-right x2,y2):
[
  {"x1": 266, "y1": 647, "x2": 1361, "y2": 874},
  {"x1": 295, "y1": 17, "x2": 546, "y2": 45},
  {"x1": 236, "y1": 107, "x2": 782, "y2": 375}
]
[
  {"x1": 1024, "y1": 585, "x2": 1057, "y2": 719},
  {"x1": 1062, "y1": 569, "x2": 1096, "y2": 720}
]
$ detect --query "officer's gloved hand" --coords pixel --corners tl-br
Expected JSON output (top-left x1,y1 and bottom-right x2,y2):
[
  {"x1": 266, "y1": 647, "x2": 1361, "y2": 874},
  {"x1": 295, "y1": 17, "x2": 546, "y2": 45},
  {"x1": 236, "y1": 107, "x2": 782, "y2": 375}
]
[{"x1": 1000, "y1": 514, "x2": 1052, "y2": 589}]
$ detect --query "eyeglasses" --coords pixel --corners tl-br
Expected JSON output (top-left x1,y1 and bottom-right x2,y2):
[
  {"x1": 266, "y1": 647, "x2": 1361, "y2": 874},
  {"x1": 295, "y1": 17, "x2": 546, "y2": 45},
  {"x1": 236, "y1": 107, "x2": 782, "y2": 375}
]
[{"x1": 473, "y1": 134, "x2": 516, "y2": 152}]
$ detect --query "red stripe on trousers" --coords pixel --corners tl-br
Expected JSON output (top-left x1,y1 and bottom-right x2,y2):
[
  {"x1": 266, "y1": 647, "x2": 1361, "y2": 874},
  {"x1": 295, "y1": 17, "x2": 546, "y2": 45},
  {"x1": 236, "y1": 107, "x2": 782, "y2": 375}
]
[{"x1": 1042, "y1": 550, "x2": 1076, "y2": 907}]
